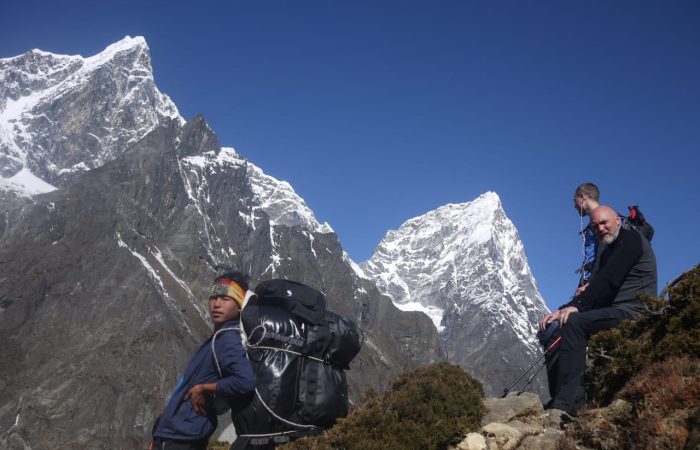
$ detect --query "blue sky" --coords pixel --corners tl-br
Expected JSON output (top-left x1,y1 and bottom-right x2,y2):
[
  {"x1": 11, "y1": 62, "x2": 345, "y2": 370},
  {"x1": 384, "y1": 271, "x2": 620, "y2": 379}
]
[{"x1": 2, "y1": 1, "x2": 698, "y2": 311}]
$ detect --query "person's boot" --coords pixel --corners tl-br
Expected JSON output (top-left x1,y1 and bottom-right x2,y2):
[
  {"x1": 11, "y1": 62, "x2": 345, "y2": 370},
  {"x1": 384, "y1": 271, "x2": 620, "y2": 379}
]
[{"x1": 544, "y1": 408, "x2": 574, "y2": 429}]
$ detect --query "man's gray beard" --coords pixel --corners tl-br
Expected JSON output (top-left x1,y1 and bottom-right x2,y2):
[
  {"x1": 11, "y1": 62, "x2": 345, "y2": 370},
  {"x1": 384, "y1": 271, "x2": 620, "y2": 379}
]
[{"x1": 603, "y1": 228, "x2": 620, "y2": 245}]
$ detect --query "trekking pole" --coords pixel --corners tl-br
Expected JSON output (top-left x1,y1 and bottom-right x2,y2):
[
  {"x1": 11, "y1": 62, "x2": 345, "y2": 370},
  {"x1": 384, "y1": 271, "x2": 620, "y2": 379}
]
[
  {"x1": 500, "y1": 336, "x2": 561, "y2": 398},
  {"x1": 515, "y1": 336, "x2": 561, "y2": 396},
  {"x1": 500, "y1": 320, "x2": 560, "y2": 398}
]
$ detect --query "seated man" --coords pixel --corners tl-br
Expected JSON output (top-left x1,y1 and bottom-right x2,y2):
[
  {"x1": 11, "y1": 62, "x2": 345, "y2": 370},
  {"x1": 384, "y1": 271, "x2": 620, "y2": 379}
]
[
  {"x1": 538, "y1": 206, "x2": 657, "y2": 416},
  {"x1": 151, "y1": 271, "x2": 256, "y2": 450}
]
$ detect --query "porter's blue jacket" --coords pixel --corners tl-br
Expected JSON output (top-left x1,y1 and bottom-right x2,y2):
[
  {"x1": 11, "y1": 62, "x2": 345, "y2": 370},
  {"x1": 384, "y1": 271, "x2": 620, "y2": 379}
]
[{"x1": 153, "y1": 319, "x2": 255, "y2": 441}]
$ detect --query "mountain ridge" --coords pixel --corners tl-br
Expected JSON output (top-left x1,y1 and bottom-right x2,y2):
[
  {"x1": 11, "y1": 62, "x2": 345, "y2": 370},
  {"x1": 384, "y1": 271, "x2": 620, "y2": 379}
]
[
  {"x1": 0, "y1": 35, "x2": 181, "y2": 187},
  {"x1": 1, "y1": 37, "x2": 550, "y2": 448}
]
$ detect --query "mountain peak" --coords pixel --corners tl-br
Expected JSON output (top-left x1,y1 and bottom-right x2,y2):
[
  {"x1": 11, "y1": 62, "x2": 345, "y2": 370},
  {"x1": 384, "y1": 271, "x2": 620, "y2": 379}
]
[
  {"x1": 68, "y1": 36, "x2": 151, "y2": 80},
  {"x1": 0, "y1": 37, "x2": 181, "y2": 192},
  {"x1": 388, "y1": 191, "x2": 504, "y2": 252},
  {"x1": 83, "y1": 35, "x2": 150, "y2": 70},
  {"x1": 363, "y1": 191, "x2": 513, "y2": 306},
  {"x1": 3, "y1": 35, "x2": 148, "y2": 63},
  {"x1": 438, "y1": 191, "x2": 502, "y2": 219},
  {"x1": 105, "y1": 35, "x2": 148, "y2": 52},
  {"x1": 474, "y1": 190, "x2": 501, "y2": 208},
  {"x1": 362, "y1": 191, "x2": 550, "y2": 396}
]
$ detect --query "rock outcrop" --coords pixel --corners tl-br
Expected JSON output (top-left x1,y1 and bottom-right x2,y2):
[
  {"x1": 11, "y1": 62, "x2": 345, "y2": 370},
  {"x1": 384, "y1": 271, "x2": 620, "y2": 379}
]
[
  {"x1": 0, "y1": 118, "x2": 441, "y2": 449},
  {"x1": 451, "y1": 393, "x2": 564, "y2": 450}
]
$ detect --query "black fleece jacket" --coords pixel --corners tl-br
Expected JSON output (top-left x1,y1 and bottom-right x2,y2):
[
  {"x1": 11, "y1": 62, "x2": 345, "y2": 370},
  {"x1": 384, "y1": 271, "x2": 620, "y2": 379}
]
[{"x1": 564, "y1": 226, "x2": 657, "y2": 314}]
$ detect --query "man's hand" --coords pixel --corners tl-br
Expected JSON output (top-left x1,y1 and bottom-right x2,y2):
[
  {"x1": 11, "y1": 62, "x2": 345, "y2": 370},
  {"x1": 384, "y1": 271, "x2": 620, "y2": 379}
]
[
  {"x1": 538, "y1": 306, "x2": 580, "y2": 330},
  {"x1": 558, "y1": 306, "x2": 579, "y2": 325},
  {"x1": 538, "y1": 310, "x2": 562, "y2": 331},
  {"x1": 184, "y1": 383, "x2": 217, "y2": 416}
]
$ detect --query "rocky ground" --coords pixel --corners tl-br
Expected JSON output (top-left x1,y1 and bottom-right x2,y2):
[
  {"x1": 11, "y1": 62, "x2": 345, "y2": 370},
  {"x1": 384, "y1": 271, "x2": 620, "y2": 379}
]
[{"x1": 451, "y1": 393, "x2": 571, "y2": 450}]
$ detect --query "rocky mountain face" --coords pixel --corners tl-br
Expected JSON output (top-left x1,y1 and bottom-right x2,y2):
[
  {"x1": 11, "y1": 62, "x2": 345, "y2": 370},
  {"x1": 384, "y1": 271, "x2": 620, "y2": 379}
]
[
  {"x1": 0, "y1": 36, "x2": 181, "y2": 187},
  {"x1": 0, "y1": 37, "x2": 548, "y2": 449},
  {"x1": 362, "y1": 194, "x2": 550, "y2": 397},
  {"x1": 0, "y1": 38, "x2": 440, "y2": 450}
]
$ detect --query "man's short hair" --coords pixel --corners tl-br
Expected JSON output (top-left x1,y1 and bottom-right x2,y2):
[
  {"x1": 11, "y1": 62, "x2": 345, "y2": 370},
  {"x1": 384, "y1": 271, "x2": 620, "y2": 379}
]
[
  {"x1": 214, "y1": 271, "x2": 250, "y2": 292},
  {"x1": 574, "y1": 183, "x2": 600, "y2": 201}
]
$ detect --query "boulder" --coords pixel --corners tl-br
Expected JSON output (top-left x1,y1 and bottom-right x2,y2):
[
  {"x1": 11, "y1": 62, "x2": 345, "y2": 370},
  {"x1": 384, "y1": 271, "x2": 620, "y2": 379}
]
[
  {"x1": 452, "y1": 432, "x2": 487, "y2": 450},
  {"x1": 482, "y1": 393, "x2": 543, "y2": 425},
  {"x1": 482, "y1": 422, "x2": 522, "y2": 450},
  {"x1": 517, "y1": 430, "x2": 562, "y2": 450}
]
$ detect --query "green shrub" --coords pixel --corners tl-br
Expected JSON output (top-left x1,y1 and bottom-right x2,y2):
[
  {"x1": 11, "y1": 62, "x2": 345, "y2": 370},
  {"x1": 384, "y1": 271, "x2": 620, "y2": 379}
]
[
  {"x1": 586, "y1": 264, "x2": 700, "y2": 405},
  {"x1": 279, "y1": 362, "x2": 485, "y2": 450}
]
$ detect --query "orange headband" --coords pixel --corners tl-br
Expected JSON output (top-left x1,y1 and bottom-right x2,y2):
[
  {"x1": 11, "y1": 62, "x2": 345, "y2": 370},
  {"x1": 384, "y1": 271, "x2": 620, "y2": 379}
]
[{"x1": 209, "y1": 279, "x2": 245, "y2": 307}]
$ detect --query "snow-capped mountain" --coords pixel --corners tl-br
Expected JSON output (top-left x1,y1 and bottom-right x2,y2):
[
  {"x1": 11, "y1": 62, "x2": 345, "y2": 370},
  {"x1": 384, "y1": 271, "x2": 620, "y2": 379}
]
[
  {"x1": 0, "y1": 36, "x2": 181, "y2": 191},
  {"x1": 363, "y1": 192, "x2": 550, "y2": 396},
  {"x1": 0, "y1": 36, "x2": 552, "y2": 449},
  {"x1": 0, "y1": 38, "x2": 440, "y2": 449}
]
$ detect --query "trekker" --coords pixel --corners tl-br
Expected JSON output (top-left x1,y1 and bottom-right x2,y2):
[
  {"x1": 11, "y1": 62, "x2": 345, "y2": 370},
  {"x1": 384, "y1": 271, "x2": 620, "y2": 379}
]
[
  {"x1": 538, "y1": 205, "x2": 657, "y2": 417},
  {"x1": 151, "y1": 272, "x2": 256, "y2": 450},
  {"x1": 573, "y1": 182, "x2": 600, "y2": 296}
]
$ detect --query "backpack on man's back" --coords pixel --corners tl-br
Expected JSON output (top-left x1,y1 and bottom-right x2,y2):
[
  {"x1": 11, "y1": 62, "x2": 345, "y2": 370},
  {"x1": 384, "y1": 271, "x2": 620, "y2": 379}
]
[
  {"x1": 231, "y1": 279, "x2": 362, "y2": 449},
  {"x1": 622, "y1": 205, "x2": 654, "y2": 243}
]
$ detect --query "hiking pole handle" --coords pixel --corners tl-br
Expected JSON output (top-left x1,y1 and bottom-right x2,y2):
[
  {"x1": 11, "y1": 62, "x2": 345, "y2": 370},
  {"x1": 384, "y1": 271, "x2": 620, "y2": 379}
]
[{"x1": 546, "y1": 336, "x2": 561, "y2": 352}]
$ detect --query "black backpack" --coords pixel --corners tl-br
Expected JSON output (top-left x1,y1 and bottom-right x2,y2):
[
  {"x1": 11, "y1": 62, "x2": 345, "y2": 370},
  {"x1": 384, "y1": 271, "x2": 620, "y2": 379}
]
[
  {"x1": 622, "y1": 205, "x2": 654, "y2": 242},
  {"x1": 231, "y1": 279, "x2": 363, "y2": 449}
]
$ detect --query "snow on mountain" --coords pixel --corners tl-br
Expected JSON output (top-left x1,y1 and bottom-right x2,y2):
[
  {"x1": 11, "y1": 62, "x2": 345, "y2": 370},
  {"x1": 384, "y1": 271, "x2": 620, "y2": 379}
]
[
  {"x1": 180, "y1": 146, "x2": 331, "y2": 233},
  {"x1": 0, "y1": 167, "x2": 56, "y2": 196},
  {"x1": 0, "y1": 34, "x2": 549, "y2": 412},
  {"x1": 177, "y1": 145, "x2": 333, "y2": 276},
  {"x1": 245, "y1": 158, "x2": 333, "y2": 234},
  {"x1": 362, "y1": 191, "x2": 550, "y2": 395},
  {"x1": 363, "y1": 192, "x2": 546, "y2": 339},
  {"x1": 0, "y1": 34, "x2": 334, "y2": 284},
  {"x1": 0, "y1": 35, "x2": 333, "y2": 240},
  {"x1": 0, "y1": 36, "x2": 182, "y2": 192}
]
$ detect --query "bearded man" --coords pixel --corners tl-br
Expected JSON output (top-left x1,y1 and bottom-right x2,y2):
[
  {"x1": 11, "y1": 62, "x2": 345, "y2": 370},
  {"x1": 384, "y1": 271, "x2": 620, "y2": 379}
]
[{"x1": 538, "y1": 205, "x2": 657, "y2": 417}]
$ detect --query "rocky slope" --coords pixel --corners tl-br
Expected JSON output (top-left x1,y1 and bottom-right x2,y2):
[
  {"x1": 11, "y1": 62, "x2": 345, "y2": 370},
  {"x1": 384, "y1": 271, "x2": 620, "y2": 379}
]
[
  {"x1": 0, "y1": 116, "x2": 441, "y2": 449},
  {"x1": 0, "y1": 38, "x2": 440, "y2": 449}
]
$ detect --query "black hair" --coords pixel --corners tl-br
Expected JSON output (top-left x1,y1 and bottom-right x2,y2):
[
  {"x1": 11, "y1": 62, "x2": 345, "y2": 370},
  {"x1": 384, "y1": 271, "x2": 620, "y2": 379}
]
[{"x1": 214, "y1": 271, "x2": 250, "y2": 291}]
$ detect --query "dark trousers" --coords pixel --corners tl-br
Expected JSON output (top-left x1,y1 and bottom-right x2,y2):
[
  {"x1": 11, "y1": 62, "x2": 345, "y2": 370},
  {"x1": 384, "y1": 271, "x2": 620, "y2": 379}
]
[
  {"x1": 545, "y1": 307, "x2": 634, "y2": 415},
  {"x1": 150, "y1": 437, "x2": 209, "y2": 450}
]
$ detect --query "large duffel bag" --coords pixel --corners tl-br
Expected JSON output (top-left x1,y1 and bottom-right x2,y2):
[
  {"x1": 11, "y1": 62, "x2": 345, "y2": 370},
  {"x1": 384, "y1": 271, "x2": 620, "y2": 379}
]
[{"x1": 231, "y1": 280, "x2": 362, "y2": 448}]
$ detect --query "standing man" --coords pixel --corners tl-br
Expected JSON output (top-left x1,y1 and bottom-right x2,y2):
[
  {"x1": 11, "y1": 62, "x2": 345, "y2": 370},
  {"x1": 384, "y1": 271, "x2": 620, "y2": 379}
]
[
  {"x1": 151, "y1": 271, "x2": 256, "y2": 450},
  {"x1": 539, "y1": 206, "x2": 657, "y2": 417},
  {"x1": 573, "y1": 183, "x2": 601, "y2": 296}
]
